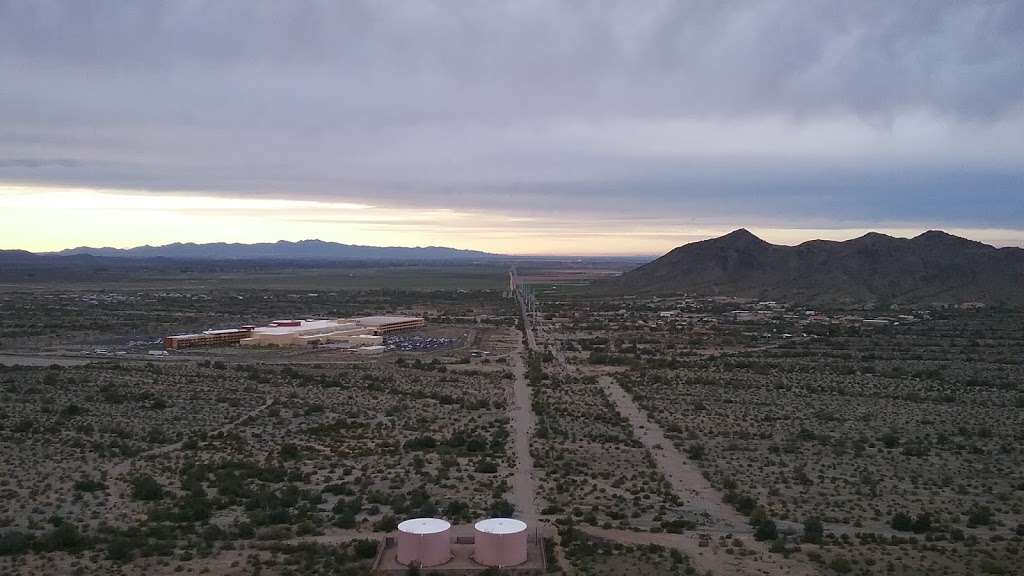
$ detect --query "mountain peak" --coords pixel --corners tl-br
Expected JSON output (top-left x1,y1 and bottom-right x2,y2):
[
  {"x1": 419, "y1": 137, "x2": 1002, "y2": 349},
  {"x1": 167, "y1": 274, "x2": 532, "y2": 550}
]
[
  {"x1": 614, "y1": 228, "x2": 1020, "y2": 304},
  {"x1": 913, "y1": 230, "x2": 972, "y2": 243},
  {"x1": 851, "y1": 231, "x2": 896, "y2": 243},
  {"x1": 724, "y1": 228, "x2": 757, "y2": 238},
  {"x1": 712, "y1": 228, "x2": 768, "y2": 247}
]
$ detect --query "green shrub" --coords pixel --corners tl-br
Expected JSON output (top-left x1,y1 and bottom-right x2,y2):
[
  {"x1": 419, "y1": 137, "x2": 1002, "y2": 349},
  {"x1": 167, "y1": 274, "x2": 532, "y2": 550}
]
[
  {"x1": 352, "y1": 538, "x2": 378, "y2": 559},
  {"x1": 890, "y1": 511, "x2": 913, "y2": 532},
  {"x1": 130, "y1": 475, "x2": 165, "y2": 501},
  {"x1": 0, "y1": 531, "x2": 35, "y2": 556},
  {"x1": 475, "y1": 460, "x2": 498, "y2": 473},
  {"x1": 754, "y1": 519, "x2": 778, "y2": 541},
  {"x1": 829, "y1": 557, "x2": 853, "y2": 573},
  {"x1": 74, "y1": 478, "x2": 107, "y2": 493},
  {"x1": 803, "y1": 517, "x2": 824, "y2": 543}
]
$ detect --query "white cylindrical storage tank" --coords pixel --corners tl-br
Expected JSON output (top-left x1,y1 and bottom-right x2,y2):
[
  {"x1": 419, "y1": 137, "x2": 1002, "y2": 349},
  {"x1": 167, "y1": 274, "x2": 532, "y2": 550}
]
[
  {"x1": 474, "y1": 518, "x2": 528, "y2": 567},
  {"x1": 396, "y1": 518, "x2": 451, "y2": 567}
]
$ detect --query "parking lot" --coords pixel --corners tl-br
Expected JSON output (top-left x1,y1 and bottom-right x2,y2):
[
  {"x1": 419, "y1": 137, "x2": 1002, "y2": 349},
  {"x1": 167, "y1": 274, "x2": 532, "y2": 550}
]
[{"x1": 384, "y1": 333, "x2": 460, "y2": 352}]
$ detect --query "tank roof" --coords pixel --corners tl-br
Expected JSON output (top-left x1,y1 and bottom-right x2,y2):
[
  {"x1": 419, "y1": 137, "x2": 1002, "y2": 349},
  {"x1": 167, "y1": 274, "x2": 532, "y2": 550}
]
[
  {"x1": 474, "y1": 518, "x2": 527, "y2": 534},
  {"x1": 398, "y1": 518, "x2": 450, "y2": 535}
]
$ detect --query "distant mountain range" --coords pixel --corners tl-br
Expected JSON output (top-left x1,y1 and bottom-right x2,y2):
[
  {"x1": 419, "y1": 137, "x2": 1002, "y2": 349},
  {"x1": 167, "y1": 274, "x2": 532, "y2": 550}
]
[
  {"x1": 44, "y1": 240, "x2": 498, "y2": 260},
  {"x1": 613, "y1": 229, "x2": 1024, "y2": 305}
]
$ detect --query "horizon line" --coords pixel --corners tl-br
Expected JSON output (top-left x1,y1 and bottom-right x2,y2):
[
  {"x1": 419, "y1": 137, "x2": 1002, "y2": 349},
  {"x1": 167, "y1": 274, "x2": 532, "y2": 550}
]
[{"x1": 9, "y1": 227, "x2": 1024, "y2": 259}]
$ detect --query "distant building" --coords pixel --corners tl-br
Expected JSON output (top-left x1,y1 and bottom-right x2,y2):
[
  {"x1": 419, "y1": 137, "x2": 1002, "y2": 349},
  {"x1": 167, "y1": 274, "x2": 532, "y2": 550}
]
[
  {"x1": 165, "y1": 316, "x2": 424, "y2": 350},
  {"x1": 241, "y1": 319, "x2": 372, "y2": 347},
  {"x1": 725, "y1": 310, "x2": 761, "y2": 322},
  {"x1": 350, "y1": 316, "x2": 426, "y2": 334},
  {"x1": 242, "y1": 316, "x2": 422, "y2": 347},
  {"x1": 862, "y1": 319, "x2": 890, "y2": 328},
  {"x1": 165, "y1": 327, "x2": 254, "y2": 350}
]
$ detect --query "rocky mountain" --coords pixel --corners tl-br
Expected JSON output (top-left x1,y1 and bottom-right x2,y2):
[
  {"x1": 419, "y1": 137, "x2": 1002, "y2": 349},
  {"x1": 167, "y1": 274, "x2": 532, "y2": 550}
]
[
  {"x1": 49, "y1": 239, "x2": 498, "y2": 260},
  {"x1": 613, "y1": 229, "x2": 1024, "y2": 305}
]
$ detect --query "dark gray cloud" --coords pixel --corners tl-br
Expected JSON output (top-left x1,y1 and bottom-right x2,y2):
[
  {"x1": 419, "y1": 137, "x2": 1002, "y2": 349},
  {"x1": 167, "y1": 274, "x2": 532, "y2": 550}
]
[{"x1": 1, "y1": 0, "x2": 1022, "y2": 231}]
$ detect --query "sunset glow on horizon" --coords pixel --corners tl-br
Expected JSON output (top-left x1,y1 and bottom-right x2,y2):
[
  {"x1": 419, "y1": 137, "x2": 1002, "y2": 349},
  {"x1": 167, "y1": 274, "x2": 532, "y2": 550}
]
[{"x1": 4, "y1": 184, "x2": 1022, "y2": 256}]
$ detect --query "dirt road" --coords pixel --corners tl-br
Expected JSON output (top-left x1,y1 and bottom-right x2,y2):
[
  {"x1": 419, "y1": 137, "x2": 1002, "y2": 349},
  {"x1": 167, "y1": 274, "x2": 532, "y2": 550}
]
[
  {"x1": 597, "y1": 375, "x2": 750, "y2": 533},
  {"x1": 507, "y1": 307, "x2": 539, "y2": 525},
  {"x1": 579, "y1": 526, "x2": 822, "y2": 576}
]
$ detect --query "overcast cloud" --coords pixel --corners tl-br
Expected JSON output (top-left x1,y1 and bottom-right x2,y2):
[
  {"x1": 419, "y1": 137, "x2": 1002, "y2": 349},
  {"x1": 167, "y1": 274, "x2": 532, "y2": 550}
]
[{"x1": 1, "y1": 0, "x2": 1022, "y2": 238}]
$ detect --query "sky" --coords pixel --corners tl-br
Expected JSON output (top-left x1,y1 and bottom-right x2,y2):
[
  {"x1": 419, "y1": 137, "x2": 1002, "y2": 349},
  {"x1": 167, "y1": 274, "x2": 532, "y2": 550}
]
[{"x1": 1, "y1": 1, "x2": 1023, "y2": 255}]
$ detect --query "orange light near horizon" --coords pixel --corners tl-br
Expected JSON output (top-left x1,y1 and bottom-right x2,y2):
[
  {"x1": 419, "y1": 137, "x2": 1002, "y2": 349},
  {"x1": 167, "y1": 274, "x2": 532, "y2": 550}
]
[{"x1": 1, "y1": 184, "x2": 1022, "y2": 255}]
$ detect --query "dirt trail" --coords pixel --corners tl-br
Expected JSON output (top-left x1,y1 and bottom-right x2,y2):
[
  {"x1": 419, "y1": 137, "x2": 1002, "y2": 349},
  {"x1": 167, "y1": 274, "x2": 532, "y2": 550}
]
[
  {"x1": 597, "y1": 375, "x2": 750, "y2": 533},
  {"x1": 285, "y1": 528, "x2": 375, "y2": 545},
  {"x1": 507, "y1": 301, "x2": 539, "y2": 525},
  {"x1": 538, "y1": 322, "x2": 746, "y2": 532},
  {"x1": 597, "y1": 375, "x2": 901, "y2": 539},
  {"x1": 580, "y1": 526, "x2": 822, "y2": 576},
  {"x1": 106, "y1": 397, "x2": 276, "y2": 503}
]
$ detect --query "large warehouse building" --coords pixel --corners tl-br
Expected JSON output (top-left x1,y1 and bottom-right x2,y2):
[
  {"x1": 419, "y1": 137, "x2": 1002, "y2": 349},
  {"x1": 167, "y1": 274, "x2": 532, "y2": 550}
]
[
  {"x1": 165, "y1": 316, "x2": 424, "y2": 350},
  {"x1": 164, "y1": 327, "x2": 255, "y2": 350},
  {"x1": 349, "y1": 316, "x2": 427, "y2": 334}
]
